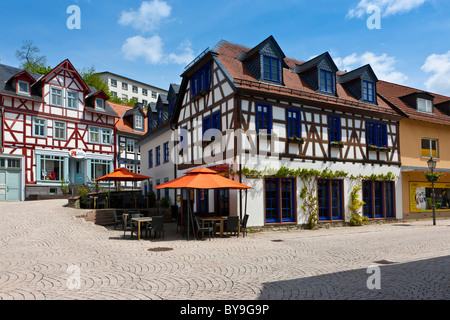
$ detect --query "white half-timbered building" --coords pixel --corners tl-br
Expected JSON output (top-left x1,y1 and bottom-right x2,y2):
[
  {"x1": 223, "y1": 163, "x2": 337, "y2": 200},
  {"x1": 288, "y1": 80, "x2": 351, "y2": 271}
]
[
  {"x1": 171, "y1": 36, "x2": 403, "y2": 227},
  {"x1": 0, "y1": 60, "x2": 118, "y2": 201}
]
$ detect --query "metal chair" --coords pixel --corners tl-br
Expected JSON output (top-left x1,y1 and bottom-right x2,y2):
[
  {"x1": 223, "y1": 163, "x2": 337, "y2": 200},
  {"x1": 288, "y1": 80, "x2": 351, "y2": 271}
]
[
  {"x1": 226, "y1": 216, "x2": 239, "y2": 237},
  {"x1": 114, "y1": 210, "x2": 124, "y2": 230},
  {"x1": 150, "y1": 215, "x2": 165, "y2": 239},
  {"x1": 123, "y1": 213, "x2": 141, "y2": 239},
  {"x1": 240, "y1": 214, "x2": 249, "y2": 237},
  {"x1": 194, "y1": 216, "x2": 214, "y2": 240}
]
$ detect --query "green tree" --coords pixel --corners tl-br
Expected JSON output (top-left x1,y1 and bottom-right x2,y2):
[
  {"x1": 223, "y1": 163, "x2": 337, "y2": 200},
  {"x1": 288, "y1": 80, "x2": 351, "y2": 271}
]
[
  {"x1": 15, "y1": 40, "x2": 52, "y2": 74},
  {"x1": 79, "y1": 66, "x2": 110, "y2": 93}
]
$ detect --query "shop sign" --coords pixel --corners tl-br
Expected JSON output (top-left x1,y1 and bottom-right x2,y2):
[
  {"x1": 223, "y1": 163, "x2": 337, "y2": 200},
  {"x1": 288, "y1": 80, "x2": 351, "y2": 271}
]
[{"x1": 70, "y1": 149, "x2": 86, "y2": 159}]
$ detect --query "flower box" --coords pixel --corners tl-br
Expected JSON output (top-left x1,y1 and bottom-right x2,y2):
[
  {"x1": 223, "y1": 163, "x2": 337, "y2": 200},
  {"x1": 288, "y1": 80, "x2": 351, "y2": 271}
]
[
  {"x1": 330, "y1": 141, "x2": 344, "y2": 148},
  {"x1": 379, "y1": 146, "x2": 392, "y2": 152},
  {"x1": 288, "y1": 136, "x2": 304, "y2": 144}
]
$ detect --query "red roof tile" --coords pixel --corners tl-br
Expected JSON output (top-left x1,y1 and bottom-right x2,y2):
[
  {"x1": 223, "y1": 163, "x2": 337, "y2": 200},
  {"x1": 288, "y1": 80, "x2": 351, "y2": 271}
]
[
  {"x1": 108, "y1": 101, "x2": 147, "y2": 135},
  {"x1": 216, "y1": 42, "x2": 399, "y2": 118},
  {"x1": 377, "y1": 81, "x2": 450, "y2": 126}
]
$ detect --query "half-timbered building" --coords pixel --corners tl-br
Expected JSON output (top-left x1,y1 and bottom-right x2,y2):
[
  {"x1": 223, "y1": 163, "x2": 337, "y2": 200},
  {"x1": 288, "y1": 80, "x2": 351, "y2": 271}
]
[
  {"x1": 0, "y1": 60, "x2": 118, "y2": 201},
  {"x1": 171, "y1": 36, "x2": 403, "y2": 227}
]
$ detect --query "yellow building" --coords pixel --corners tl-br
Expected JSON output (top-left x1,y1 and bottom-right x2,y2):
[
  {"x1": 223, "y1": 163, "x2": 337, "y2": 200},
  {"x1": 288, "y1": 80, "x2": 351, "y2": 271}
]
[{"x1": 378, "y1": 81, "x2": 450, "y2": 220}]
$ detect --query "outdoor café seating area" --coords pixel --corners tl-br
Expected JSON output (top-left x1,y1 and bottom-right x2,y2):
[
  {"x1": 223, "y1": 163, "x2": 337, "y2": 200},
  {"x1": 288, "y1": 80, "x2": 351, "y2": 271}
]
[{"x1": 77, "y1": 166, "x2": 252, "y2": 241}]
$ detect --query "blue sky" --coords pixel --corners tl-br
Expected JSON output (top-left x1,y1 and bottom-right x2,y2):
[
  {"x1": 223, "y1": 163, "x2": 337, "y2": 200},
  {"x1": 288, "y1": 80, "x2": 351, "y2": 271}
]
[{"x1": 0, "y1": 0, "x2": 449, "y2": 95}]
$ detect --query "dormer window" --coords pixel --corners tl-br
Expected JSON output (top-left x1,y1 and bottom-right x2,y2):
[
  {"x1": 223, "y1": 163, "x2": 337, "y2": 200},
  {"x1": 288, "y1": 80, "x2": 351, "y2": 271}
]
[
  {"x1": 263, "y1": 56, "x2": 280, "y2": 83},
  {"x1": 362, "y1": 80, "x2": 375, "y2": 102},
  {"x1": 96, "y1": 98, "x2": 104, "y2": 110},
  {"x1": 17, "y1": 80, "x2": 30, "y2": 95},
  {"x1": 417, "y1": 98, "x2": 432, "y2": 113},
  {"x1": 319, "y1": 70, "x2": 334, "y2": 94}
]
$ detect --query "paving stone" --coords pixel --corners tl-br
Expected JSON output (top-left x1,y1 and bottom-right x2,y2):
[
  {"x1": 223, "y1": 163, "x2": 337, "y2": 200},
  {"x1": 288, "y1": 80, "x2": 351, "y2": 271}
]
[{"x1": 0, "y1": 199, "x2": 448, "y2": 300}]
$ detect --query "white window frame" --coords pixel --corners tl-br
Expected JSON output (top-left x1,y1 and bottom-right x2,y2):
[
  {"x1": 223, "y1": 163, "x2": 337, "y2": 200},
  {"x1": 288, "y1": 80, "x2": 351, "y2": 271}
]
[
  {"x1": 132, "y1": 85, "x2": 138, "y2": 93},
  {"x1": 67, "y1": 90, "x2": 78, "y2": 109},
  {"x1": 101, "y1": 128, "x2": 112, "y2": 145},
  {"x1": 421, "y1": 138, "x2": 438, "y2": 158},
  {"x1": 122, "y1": 82, "x2": 128, "y2": 91},
  {"x1": 33, "y1": 118, "x2": 47, "y2": 138},
  {"x1": 89, "y1": 127, "x2": 100, "y2": 143},
  {"x1": 53, "y1": 121, "x2": 66, "y2": 140},
  {"x1": 142, "y1": 88, "x2": 148, "y2": 96},
  {"x1": 417, "y1": 98, "x2": 432, "y2": 113},
  {"x1": 135, "y1": 115, "x2": 143, "y2": 130},
  {"x1": 127, "y1": 139, "x2": 135, "y2": 153},
  {"x1": 17, "y1": 80, "x2": 30, "y2": 95},
  {"x1": 111, "y1": 79, "x2": 117, "y2": 87},
  {"x1": 50, "y1": 87, "x2": 63, "y2": 107},
  {"x1": 96, "y1": 98, "x2": 104, "y2": 110}
]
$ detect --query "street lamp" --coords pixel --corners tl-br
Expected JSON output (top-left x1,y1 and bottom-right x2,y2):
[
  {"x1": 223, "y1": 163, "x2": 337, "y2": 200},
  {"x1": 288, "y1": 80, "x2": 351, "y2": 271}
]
[{"x1": 427, "y1": 157, "x2": 437, "y2": 225}]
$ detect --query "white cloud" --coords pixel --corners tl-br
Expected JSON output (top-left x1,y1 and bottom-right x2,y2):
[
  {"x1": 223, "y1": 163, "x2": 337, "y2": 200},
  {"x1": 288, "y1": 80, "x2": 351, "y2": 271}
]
[
  {"x1": 121, "y1": 35, "x2": 195, "y2": 65},
  {"x1": 121, "y1": 35, "x2": 164, "y2": 64},
  {"x1": 347, "y1": 0, "x2": 428, "y2": 18},
  {"x1": 337, "y1": 52, "x2": 408, "y2": 84},
  {"x1": 421, "y1": 51, "x2": 450, "y2": 95},
  {"x1": 119, "y1": 0, "x2": 172, "y2": 32}
]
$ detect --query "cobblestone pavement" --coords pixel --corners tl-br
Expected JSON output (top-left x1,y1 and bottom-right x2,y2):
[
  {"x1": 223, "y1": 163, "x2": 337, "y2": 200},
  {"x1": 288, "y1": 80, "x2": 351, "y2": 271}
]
[{"x1": 0, "y1": 200, "x2": 448, "y2": 300}]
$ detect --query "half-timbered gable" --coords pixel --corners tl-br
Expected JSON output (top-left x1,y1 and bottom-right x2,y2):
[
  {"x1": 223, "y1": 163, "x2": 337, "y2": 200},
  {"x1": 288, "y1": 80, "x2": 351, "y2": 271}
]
[
  {"x1": 0, "y1": 60, "x2": 118, "y2": 200},
  {"x1": 172, "y1": 36, "x2": 403, "y2": 227}
]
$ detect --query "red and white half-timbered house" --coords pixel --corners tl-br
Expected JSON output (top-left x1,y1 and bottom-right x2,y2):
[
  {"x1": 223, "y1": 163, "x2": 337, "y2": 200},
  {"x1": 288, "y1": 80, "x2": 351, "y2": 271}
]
[
  {"x1": 0, "y1": 60, "x2": 118, "y2": 201},
  {"x1": 170, "y1": 36, "x2": 403, "y2": 227}
]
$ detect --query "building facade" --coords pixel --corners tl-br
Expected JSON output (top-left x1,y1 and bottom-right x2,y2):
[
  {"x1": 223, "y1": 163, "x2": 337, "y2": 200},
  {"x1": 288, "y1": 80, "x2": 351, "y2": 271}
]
[
  {"x1": 97, "y1": 72, "x2": 167, "y2": 107},
  {"x1": 138, "y1": 83, "x2": 179, "y2": 205},
  {"x1": 170, "y1": 36, "x2": 403, "y2": 227},
  {"x1": 0, "y1": 60, "x2": 118, "y2": 201},
  {"x1": 378, "y1": 81, "x2": 450, "y2": 220},
  {"x1": 108, "y1": 101, "x2": 147, "y2": 189}
]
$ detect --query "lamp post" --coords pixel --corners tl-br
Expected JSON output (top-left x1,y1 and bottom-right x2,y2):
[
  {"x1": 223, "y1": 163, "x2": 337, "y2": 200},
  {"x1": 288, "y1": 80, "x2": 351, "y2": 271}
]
[{"x1": 427, "y1": 157, "x2": 437, "y2": 226}]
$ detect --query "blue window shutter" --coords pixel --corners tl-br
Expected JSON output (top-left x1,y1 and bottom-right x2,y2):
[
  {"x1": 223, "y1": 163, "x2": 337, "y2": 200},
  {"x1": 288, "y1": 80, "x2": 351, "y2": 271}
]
[
  {"x1": 203, "y1": 115, "x2": 211, "y2": 135},
  {"x1": 212, "y1": 111, "x2": 221, "y2": 131}
]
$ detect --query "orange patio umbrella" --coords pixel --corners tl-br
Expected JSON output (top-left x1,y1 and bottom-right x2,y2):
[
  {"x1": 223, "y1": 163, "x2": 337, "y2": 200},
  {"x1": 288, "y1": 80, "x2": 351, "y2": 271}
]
[
  {"x1": 95, "y1": 167, "x2": 152, "y2": 182},
  {"x1": 154, "y1": 167, "x2": 251, "y2": 240},
  {"x1": 154, "y1": 167, "x2": 251, "y2": 190}
]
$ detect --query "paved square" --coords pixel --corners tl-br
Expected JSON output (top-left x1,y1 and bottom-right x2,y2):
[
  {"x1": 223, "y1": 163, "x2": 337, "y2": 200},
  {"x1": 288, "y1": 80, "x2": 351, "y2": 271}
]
[{"x1": 0, "y1": 200, "x2": 448, "y2": 300}]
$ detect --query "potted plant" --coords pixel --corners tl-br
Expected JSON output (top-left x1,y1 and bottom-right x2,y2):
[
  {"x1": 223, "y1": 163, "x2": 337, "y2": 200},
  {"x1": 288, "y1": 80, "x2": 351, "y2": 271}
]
[
  {"x1": 61, "y1": 178, "x2": 69, "y2": 195},
  {"x1": 425, "y1": 172, "x2": 443, "y2": 183}
]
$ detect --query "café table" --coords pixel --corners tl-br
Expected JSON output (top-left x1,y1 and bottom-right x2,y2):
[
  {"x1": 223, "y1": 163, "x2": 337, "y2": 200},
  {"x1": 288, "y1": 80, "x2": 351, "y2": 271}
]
[
  {"x1": 199, "y1": 216, "x2": 228, "y2": 237},
  {"x1": 131, "y1": 217, "x2": 153, "y2": 240}
]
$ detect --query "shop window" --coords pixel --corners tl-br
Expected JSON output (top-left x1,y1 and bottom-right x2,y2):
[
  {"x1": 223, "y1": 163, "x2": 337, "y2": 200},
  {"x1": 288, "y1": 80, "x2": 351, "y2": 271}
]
[
  {"x1": 264, "y1": 178, "x2": 296, "y2": 224},
  {"x1": 363, "y1": 180, "x2": 395, "y2": 218},
  {"x1": 39, "y1": 155, "x2": 65, "y2": 181},
  {"x1": 318, "y1": 179, "x2": 343, "y2": 221},
  {"x1": 90, "y1": 159, "x2": 111, "y2": 181}
]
